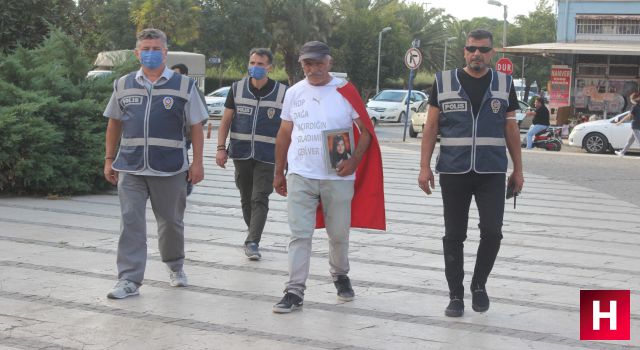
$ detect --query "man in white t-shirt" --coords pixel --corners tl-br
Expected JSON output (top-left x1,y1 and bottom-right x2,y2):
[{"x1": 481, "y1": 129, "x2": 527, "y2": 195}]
[{"x1": 272, "y1": 41, "x2": 372, "y2": 313}]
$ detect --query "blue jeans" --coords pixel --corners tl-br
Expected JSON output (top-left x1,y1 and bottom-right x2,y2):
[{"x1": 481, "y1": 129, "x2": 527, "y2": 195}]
[{"x1": 526, "y1": 124, "x2": 548, "y2": 149}]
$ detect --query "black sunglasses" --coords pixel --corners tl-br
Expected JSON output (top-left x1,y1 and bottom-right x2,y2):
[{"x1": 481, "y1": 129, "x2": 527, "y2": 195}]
[{"x1": 465, "y1": 46, "x2": 493, "y2": 53}]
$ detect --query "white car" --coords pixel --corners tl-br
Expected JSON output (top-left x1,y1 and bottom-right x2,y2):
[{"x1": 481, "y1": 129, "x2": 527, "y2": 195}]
[
  {"x1": 568, "y1": 111, "x2": 639, "y2": 153},
  {"x1": 205, "y1": 86, "x2": 230, "y2": 118},
  {"x1": 410, "y1": 100, "x2": 530, "y2": 138},
  {"x1": 409, "y1": 101, "x2": 428, "y2": 138},
  {"x1": 86, "y1": 70, "x2": 113, "y2": 79},
  {"x1": 366, "y1": 90, "x2": 428, "y2": 125}
]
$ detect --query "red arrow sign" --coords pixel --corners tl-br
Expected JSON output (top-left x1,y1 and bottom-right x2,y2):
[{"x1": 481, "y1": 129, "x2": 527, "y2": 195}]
[{"x1": 496, "y1": 57, "x2": 513, "y2": 75}]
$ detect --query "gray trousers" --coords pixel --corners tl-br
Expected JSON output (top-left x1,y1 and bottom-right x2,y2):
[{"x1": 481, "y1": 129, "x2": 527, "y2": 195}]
[
  {"x1": 285, "y1": 174, "x2": 354, "y2": 298},
  {"x1": 233, "y1": 159, "x2": 274, "y2": 244},
  {"x1": 620, "y1": 128, "x2": 640, "y2": 154},
  {"x1": 116, "y1": 172, "x2": 187, "y2": 284}
]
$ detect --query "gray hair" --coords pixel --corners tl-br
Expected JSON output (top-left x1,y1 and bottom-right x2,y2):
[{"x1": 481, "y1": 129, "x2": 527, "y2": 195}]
[{"x1": 136, "y1": 28, "x2": 168, "y2": 48}]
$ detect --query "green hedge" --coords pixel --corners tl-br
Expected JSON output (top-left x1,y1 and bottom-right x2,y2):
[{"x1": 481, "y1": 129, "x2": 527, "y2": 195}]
[{"x1": 0, "y1": 30, "x2": 121, "y2": 195}]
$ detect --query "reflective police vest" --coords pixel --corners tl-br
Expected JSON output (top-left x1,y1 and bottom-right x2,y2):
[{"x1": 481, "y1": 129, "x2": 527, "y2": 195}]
[
  {"x1": 228, "y1": 78, "x2": 287, "y2": 163},
  {"x1": 435, "y1": 69, "x2": 512, "y2": 174},
  {"x1": 112, "y1": 71, "x2": 193, "y2": 174}
]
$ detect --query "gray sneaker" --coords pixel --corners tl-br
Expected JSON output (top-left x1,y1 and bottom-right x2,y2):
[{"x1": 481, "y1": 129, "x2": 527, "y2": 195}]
[
  {"x1": 244, "y1": 242, "x2": 261, "y2": 260},
  {"x1": 169, "y1": 269, "x2": 188, "y2": 287},
  {"x1": 107, "y1": 280, "x2": 139, "y2": 299}
]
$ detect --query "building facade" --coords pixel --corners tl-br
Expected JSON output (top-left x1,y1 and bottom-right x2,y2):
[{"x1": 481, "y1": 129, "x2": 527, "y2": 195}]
[{"x1": 504, "y1": 0, "x2": 640, "y2": 118}]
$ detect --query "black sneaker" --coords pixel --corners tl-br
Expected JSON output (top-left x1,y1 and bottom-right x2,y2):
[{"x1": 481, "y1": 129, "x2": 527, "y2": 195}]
[
  {"x1": 471, "y1": 284, "x2": 490, "y2": 312},
  {"x1": 445, "y1": 298, "x2": 464, "y2": 317},
  {"x1": 273, "y1": 292, "x2": 303, "y2": 313},
  {"x1": 333, "y1": 275, "x2": 355, "y2": 301},
  {"x1": 244, "y1": 242, "x2": 261, "y2": 260}
]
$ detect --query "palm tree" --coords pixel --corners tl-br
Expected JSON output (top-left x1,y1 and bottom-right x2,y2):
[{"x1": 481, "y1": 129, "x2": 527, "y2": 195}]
[
  {"x1": 265, "y1": 0, "x2": 333, "y2": 85},
  {"x1": 397, "y1": 4, "x2": 455, "y2": 72}
]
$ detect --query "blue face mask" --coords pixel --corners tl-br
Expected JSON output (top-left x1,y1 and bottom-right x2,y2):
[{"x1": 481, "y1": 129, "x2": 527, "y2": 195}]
[
  {"x1": 248, "y1": 65, "x2": 267, "y2": 80},
  {"x1": 139, "y1": 50, "x2": 164, "y2": 69}
]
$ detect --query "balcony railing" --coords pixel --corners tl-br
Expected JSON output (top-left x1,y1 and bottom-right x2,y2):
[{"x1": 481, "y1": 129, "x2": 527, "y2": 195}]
[{"x1": 576, "y1": 17, "x2": 640, "y2": 35}]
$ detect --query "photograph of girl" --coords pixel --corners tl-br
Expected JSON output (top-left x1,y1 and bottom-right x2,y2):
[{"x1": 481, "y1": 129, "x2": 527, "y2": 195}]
[{"x1": 329, "y1": 133, "x2": 351, "y2": 169}]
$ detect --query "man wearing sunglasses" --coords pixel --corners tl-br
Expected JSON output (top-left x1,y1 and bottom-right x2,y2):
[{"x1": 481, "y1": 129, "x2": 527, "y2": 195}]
[{"x1": 418, "y1": 29, "x2": 524, "y2": 317}]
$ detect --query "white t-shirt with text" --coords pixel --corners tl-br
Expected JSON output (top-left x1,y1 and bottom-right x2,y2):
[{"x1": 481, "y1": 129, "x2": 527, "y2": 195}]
[{"x1": 280, "y1": 77, "x2": 359, "y2": 180}]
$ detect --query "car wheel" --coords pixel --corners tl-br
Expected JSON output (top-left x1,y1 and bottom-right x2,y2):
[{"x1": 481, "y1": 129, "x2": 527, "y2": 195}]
[
  {"x1": 582, "y1": 132, "x2": 609, "y2": 154},
  {"x1": 397, "y1": 111, "x2": 406, "y2": 123},
  {"x1": 409, "y1": 126, "x2": 417, "y2": 138},
  {"x1": 371, "y1": 117, "x2": 378, "y2": 127}
]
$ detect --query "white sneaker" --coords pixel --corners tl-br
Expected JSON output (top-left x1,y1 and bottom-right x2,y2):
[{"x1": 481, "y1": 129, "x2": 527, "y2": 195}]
[
  {"x1": 107, "y1": 280, "x2": 139, "y2": 299},
  {"x1": 615, "y1": 151, "x2": 624, "y2": 157},
  {"x1": 169, "y1": 269, "x2": 188, "y2": 287}
]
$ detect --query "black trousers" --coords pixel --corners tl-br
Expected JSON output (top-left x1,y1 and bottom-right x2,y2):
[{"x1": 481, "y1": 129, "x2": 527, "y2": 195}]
[
  {"x1": 439, "y1": 172, "x2": 505, "y2": 299},
  {"x1": 233, "y1": 159, "x2": 275, "y2": 244}
]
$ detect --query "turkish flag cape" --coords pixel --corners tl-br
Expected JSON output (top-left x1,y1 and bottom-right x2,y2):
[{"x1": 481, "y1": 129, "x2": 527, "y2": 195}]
[{"x1": 315, "y1": 81, "x2": 386, "y2": 231}]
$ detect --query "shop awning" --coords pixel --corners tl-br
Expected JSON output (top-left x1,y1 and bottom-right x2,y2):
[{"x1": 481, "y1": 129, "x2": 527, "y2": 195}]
[{"x1": 497, "y1": 41, "x2": 640, "y2": 56}]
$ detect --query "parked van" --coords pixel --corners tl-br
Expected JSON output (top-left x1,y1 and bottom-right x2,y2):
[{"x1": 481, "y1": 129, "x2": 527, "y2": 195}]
[{"x1": 88, "y1": 50, "x2": 206, "y2": 92}]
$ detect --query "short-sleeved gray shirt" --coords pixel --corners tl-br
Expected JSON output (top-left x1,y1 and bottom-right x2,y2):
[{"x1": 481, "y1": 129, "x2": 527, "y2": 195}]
[{"x1": 103, "y1": 66, "x2": 208, "y2": 176}]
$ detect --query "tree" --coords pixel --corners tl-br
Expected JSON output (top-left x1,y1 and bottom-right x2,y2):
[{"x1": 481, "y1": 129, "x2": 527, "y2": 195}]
[
  {"x1": 265, "y1": 0, "x2": 333, "y2": 85},
  {"x1": 397, "y1": 4, "x2": 453, "y2": 73},
  {"x1": 512, "y1": 0, "x2": 556, "y2": 100},
  {"x1": 77, "y1": 0, "x2": 137, "y2": 55},
  {"x1": 198, "y1": 0, "x2": 270, "y2": 68},
  {"x1": 0, "y1": 0, "x2": 79, "y2": 54},
  {"x1": 0, "y1": 30, "x2": 115, "y2": 194},
  {"x1": 130, "y1": 0, "x2": 202, "y2": 48},
  {"x1": 444, "y1": 17, "x2": 507, "y2": 71},
  {"x1": 329, "y1": 0, "x2": 407, "y2": 94}
]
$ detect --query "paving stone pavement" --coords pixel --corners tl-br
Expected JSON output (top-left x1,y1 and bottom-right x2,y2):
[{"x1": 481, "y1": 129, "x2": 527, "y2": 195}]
[{"x1": 0, "y1": 136, "x2": 639, "y2": 350}]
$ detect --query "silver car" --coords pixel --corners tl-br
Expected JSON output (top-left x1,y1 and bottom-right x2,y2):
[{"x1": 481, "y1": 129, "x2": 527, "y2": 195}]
[
  {"x1": 366, "y1": 90, "x2": 428, "y2": 125},
  {"x1": 205, "y1": 86, "x2": 230, "y2": 118}
]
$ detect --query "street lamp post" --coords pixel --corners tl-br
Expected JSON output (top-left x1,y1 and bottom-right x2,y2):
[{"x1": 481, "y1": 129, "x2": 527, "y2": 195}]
[
  {"x1": 443, "y1": 37, "x2": 456, "y2": 71},
  {"x1": 376, "y1": 26, "x2": 392, "y2": 94},
  {"x1": 488, "y1": 0, "x2": 508, "y2": 53}
]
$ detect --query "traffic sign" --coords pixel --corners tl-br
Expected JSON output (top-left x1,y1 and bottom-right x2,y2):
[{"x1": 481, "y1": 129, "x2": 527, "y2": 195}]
[
  {"x1": 208, "y1": 56, "x2": 221, "y2": 65},
  {"x1": 496, "y1": 57, "x2": 513, "y2": 75},
  {"x1": 404, "y1": 48, "x2": 422, "y2": 70}
]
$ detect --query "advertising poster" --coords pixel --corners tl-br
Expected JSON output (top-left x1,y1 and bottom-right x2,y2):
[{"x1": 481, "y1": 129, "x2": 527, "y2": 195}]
[{"x1": 549, "y1": 65, "x2": 572, "y2": 111}]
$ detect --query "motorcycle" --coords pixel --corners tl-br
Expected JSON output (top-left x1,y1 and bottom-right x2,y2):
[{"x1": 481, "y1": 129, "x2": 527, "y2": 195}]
[{"x1": 521, "y1": 126, "x2": 562, "y2": 151}]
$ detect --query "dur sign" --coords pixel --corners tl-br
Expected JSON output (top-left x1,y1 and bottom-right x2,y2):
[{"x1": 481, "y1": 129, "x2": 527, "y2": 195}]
[{"x1": 495, "y1": 57, "x2": 513, "y2": 75}]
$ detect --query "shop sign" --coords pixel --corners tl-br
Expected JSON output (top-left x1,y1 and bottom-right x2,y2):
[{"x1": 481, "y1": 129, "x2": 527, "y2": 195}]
[{"x1": 549, "y1": 65, "x2": 572, "y2": 110}]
